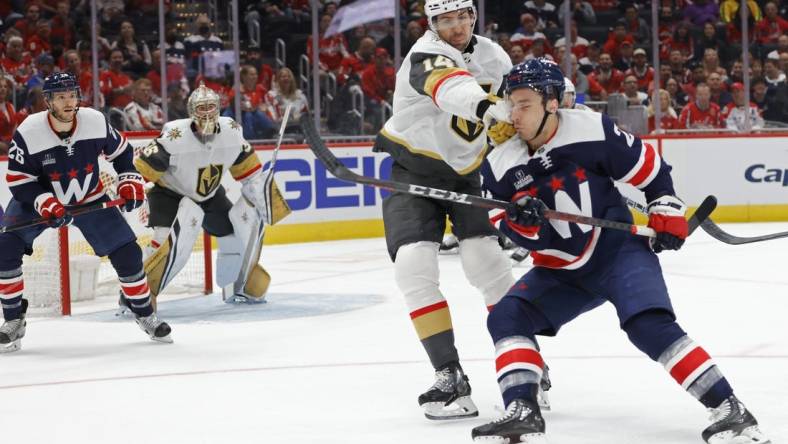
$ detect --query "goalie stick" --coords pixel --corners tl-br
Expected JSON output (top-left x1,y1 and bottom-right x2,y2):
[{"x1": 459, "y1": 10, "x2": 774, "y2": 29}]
[
  {"x1": 262, "y1": 104, "x2": 293, "y2": 225},
  {"x1": 0, "y1": 198, "x2": 126, "y2": 233},
  {"x1": 624, "y1": 196, "x2": 787, "y2": 245},
  {"x1": 300, "y1": 114, "x2": 660, "y2": 238}
]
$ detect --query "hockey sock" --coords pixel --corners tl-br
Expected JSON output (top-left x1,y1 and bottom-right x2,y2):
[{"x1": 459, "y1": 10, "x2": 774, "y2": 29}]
[
  {"x1": 119, "y1": 271, "x2": 153, "y2": 317},
  {"x1": 487, "y1": 297, "x2": 550, "y2": 406},
  {"x1": 410, "y1": 300, "x2": 460, "y2": 369},
  {"x1": 623, "y1": 309, "x2": 734, "y2": 408},
  {"x1": 0, "y1": 268, "x2": 25, "y2": 320}
]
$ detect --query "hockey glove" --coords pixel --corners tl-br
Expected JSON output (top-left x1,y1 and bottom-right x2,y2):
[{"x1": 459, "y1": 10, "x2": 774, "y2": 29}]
[
  {"x1": 505, "y1": 191, "x2": 546, "y2": 239},
  {"x1": 34, "y1": 192, "x2": 72, "y2": 227},
  {"x1": 117, "y1": 172, "x2": 146, "y2": 212},
  {"x1": 477, "y1": 94, "x2": 512, "y2": 127},
  {"x1": 487, "y1": 121, "x2": 517, "y2": 146},
  {"x1": 647, "y1": 195, "x2": 688, "y2": 253}
]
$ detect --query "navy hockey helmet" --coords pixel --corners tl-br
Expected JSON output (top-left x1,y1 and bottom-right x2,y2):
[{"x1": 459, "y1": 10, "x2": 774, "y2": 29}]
[
  {"x1": 42, "y1": 72, "x2": 81, "y2": 98},
  {"x1": 505, "y1": 58, "x2": 565, "y2": 102}
]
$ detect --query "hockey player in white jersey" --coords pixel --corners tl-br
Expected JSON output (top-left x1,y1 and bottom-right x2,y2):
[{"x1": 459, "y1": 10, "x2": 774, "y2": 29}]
[
  {"x1": 133, "y1": 82, "x2": 289, "y2": 305},
  {"x1": 373, "y1": 0, "x2": 516, "y2": 420},
  {"x1": 0, "y1": 73, "x2": 171, "y2": 352},
  {"x1": 561, "y1": 77, "x2": 592, "y2": 110}
]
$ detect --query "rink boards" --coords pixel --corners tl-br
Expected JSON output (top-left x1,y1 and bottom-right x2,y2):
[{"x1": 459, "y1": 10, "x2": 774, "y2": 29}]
[{"x1": 0, "y1": 132, "x2": 786, "y2": 244}]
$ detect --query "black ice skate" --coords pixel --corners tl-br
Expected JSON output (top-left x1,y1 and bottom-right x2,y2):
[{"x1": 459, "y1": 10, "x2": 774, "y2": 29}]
[
  {"x1": 438, "y1": 234, "x2": 459, "y2": 254},
  {"x1": 418, "y1": 362, "x2": 478, "y2": 420},
  {"x1": 115, "y1": 292, "x2": 132, "y2": 317},
  {"x1": 0, "y1": 299, "x2": 27, "y2": 354},
  {"x1": 472, "y1": 398, "x2": 546, "y2": 444},
  {"x1": 135, "y1": 312, "x2": 173, "y2": 343},
  {"x1": 702, "y1": 396, "x2": 770, "y2": 444}
]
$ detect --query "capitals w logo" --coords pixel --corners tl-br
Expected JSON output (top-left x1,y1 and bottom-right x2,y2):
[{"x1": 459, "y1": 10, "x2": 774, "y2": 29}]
[{"x1": 52, "y1": 173, "x2": 94, "y2": 203}]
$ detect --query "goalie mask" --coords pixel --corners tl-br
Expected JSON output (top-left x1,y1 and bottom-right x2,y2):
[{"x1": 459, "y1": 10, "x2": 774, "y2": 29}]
[{"x1": 188, "y1": 82, "x2": 221, "y2": 136}]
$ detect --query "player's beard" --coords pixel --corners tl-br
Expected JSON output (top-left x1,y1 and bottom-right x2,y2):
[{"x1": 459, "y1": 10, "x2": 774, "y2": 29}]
[{"x1": 51, "y1": 105, "x2": 77, "y2": 124}]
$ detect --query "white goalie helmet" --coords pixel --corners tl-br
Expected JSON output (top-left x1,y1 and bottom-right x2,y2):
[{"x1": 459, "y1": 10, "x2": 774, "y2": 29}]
[
  {"x1": 425, "y1": 0, "x2": 477, "y2": 34},
  {"x1": 188, "y1": 81, "x2": 221, "y2": 136}
]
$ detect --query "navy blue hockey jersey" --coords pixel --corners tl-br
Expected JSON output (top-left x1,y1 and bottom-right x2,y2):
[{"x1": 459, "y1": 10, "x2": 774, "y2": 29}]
[
  {"x1": 6, "y1": 108, "x2": 133, "y2": 206},
  {"x1": 482, "y1": 109, "x2": 676, "y2": 272}
]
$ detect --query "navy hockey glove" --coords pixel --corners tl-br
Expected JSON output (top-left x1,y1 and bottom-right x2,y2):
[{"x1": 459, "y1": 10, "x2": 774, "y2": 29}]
[
  {"x1": 117, "y1": 173, "x2": 146, "y2": 212},
  {"x1": 505, "y1": 191, "x2": 546, "y2": 238},
  {"x1": 34, "y1": 193, "x2": 73, "y2": 227},
  {"x1": 647, "y1": 195, "x2": 688, "y2": 253}
]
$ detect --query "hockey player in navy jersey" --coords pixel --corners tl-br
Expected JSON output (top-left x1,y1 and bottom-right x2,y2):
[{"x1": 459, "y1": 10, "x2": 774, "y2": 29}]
[
  {"x1": 471, "y1": 59, "x2": 769, "y2": 444},
  {"x1": 0, "y1": 73, "x2": 172, "y2": 352}
]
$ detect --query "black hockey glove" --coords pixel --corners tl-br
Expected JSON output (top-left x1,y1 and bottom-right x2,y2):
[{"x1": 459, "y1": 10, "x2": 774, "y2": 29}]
[{"x1": 505, "y1": 192, "x2": 547, "y2": 238}]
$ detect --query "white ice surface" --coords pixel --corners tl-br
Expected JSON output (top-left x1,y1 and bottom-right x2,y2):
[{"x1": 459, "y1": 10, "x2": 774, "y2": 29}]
[{"x1": 1, "y1": 222, "x2": 786, "y2": 444}]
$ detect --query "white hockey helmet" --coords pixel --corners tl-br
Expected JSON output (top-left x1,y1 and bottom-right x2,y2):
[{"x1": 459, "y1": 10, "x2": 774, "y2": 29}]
[
  {"x1": 425, "y1": 0, "x2": 477, "y2": 34},
  {"x1": 188, "y1": 81, "x2": 221, "y2": 136},
  {"x1": 561, "y1": 76, "x2": 577, "y2": 108}
]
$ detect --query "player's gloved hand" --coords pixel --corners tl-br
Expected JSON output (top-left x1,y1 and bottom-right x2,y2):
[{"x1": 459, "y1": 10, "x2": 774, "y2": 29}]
[
  {"x1": 478, "y1": 94, "x2": 512, "y2": 127},
  {"x1": 505, "y1": 191, "x2": 547, "y2": 239},
  {"x1": 117, "y1": 172, "x2": 146, "y2": 212},
  {"x1": 647, "y1": 195, "x2": 688, "y2": 253},
  {"x1": 487, "y1": 121, "x2": 517, "y2": 146},
  {"x1": 34, "y1": 192, "x2": 73, "y2": 227}
]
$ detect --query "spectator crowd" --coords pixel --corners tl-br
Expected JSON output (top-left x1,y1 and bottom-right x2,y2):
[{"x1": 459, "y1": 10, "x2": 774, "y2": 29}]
[{"x1": 1, "y1": 0, "x2": 788, "y2": 152}]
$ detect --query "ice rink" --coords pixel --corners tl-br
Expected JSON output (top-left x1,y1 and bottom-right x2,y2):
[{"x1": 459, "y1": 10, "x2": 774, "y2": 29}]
[{"x1": 1, "y1": 222, "x2": 786, "y2": 444}]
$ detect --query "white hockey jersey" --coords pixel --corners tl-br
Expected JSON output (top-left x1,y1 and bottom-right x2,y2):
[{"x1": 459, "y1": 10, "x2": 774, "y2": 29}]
[
  {"x1": 134, "y1": 117, "x2": 261, "y2": 202},
  {"x1": 376, "y1": 31, "x2": 512, "y2": 176}
]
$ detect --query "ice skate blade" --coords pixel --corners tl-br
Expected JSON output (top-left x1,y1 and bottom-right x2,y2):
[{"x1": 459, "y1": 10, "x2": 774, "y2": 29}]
[
  {"x1": 537, "y1": 391, "x2": 551, "y2": 411},
  {"x1": 707, "y1": 426, "x2": 771, "y2": 444},
  {"x1": 473, "y1": 433, "x2": 546, "y2": 444},
  {"x1": 422, "y1": 396, "x2": 478, "y2": 420},
  {"x1": 224, "y1": 294, "x2": 267, "y2": 305},
  {"x1": 150, "y1": 334, "x2": 173, "y2": 344},
  {"x1": 0, "y1": 340, "x2": 21, "y2": 354}
]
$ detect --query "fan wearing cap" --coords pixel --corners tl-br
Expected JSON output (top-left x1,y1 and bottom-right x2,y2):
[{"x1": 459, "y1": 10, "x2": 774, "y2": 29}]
[
  {"x1": 720, "y1": 82, "x2": 765, "y2": 131},
  {"x1": 373, "y1": 0, "x2": 516, "y2": 421},
  {"x1": 624, "y1": 47, "x2": 655, "y2": 91},
  {"x1": 472, "y1": 58, "x2": 771, "y2": 444}
]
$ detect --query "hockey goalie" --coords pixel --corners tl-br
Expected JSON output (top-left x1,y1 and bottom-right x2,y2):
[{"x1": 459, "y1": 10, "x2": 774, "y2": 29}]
[{"x1": 132, "y1": 82, "x2": 291, "y2": 305}]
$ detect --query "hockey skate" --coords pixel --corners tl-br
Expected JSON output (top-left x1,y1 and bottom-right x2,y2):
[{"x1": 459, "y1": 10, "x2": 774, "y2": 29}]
[
  {"x1": 702, "y1": 396, "x2": 770, "y2": 444},
  {"x1": 418, "y1": 362, "x2": 478, "y2": 420},
  {"x1": 135, "y1": 313, "x2": 173, "y2": 343},
  {"x1": 224, "y1": 293, "x2": 267, "y2": 304},
  {"x1": 115, "y1": 292, "x2": 132, "y2": 317},
  {"x1": 0, "y1": 299, "x2": 27, "y2": 354},
  {"x1": 472, "y1": 398, "x2": 546, "y2": 444},
  {"x1": 537, "y1": 365, "x2": 551, "y2": 411},
  {"x1": 439, "y1": 234, "x2": 459, "y2": 255}
]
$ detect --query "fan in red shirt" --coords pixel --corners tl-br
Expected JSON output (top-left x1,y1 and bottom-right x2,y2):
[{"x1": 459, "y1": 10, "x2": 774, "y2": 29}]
[
  {"x1": 100, "y1": 49, "x2": 134, "y2": 108},
  {"x1": 0, "y1": 78, "x2": 19, "y2": 153},
  {"x1": 678, "y1": 83, "x2": 722, "y2": 129},
  {"x1": 647, "y1": 89, "x2": 680, "y2": 133},
  {"x1": 755, "y1": 1, "x2": 788, "y2": 44},
  {"x1": 63, "y1": 49, "x2": 103, "y2": 107},
  {"x1": 361, "y1": 48, "x2": 395, "y2": 104},
  {"x1": 588, "y1": 52, "x2": 625, "y2": 97},
  {"x1": 337, "y1": 36, "x2": 376, "y2": 85},
  {"x1": 307, "y1": 13, "x2": 350, "y2": 73},
  {"x1": 13, "y1": 4, "x2": 41, "y2": 41},
  {"x1": 602, "y1": 22, "x2": 634, "y2": 63},
  {"x1": 660, "y1": 22, "x2": 694, "y2": 61},
  {"x1": 228, "y1": 65, "x2": 268, "y2": 110},
  {"x1": 0, "y1": 37, "x2": 34, "y2": 86},
  {"x1": 25, "y1": 21, "x2": 53, "y2": 58},
  {"x1": 624, "y1": 48, "x2": 655, "y2": 91},
  {"x1": 51, "y1": 0, "x2": 75, "y2": 49}
]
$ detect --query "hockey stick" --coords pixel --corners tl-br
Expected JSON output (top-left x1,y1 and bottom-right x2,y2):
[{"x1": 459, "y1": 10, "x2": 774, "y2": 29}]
[
  {"x1": 300, "y1": 113, "x2": 658, "y2": 238},
  {"x1": 0, "y1": 198, "x2": 126, "y2": 233},
  {"x1": 624, "y1": 195, "x2": 718, "y2": 236},
  {"x1": 625, "y1": 196, "x2": 787, "y2": 244}
]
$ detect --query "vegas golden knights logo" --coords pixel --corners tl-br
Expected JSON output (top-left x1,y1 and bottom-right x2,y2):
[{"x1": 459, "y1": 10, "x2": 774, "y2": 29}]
[
  {"x1": 450, "y1": 83, "x2": 492, "y2": 143},
  {"x1": 196, "y1": 164, "x2": 223, "y2": 197}
]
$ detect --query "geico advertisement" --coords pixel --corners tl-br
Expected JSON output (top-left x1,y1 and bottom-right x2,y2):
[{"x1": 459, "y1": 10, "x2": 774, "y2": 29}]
[{"x1": 661, "y1": 136, "x2": 788, "y2": 206}]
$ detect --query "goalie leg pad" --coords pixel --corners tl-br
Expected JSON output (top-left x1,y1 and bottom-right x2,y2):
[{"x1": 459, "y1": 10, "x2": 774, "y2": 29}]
[
  {"x1": 216, "y1": 195, "x2": 268, "y2": 302},
  {"x1": 458, "y1": 236, "x2": 515, "y2": 308},
  {"x1": 143, "y1": 197, "x2": 205, "y2": 297}
]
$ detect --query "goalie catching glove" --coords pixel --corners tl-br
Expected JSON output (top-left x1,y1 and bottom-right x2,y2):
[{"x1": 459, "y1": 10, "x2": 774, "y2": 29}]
[
  {"x1": 647, "y1": 195, "x2": 688, "y2": 253},
  {"x1": 117, "y1": 172, "x2": 146, "y2": 212}
]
